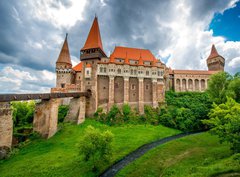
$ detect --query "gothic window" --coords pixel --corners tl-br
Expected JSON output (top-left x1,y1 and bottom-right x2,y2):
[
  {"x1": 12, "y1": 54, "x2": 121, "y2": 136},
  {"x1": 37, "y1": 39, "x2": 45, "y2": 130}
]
[
  {"x1": 104, "y1": 68, "x2": 106, "y2": 73},
  {"x1": 117, "y1": 69, "x2": 121, "y2": 74},
  {"x1": 134, "y1": 70, "x2": 137, "y2": 75},
  {"x1": 87, "y1": 70, "x2": 90, "y2": 75},
  {"x1": 145, "y1": 84, "x2": 149, "y2": 90},
  {"x1": 100, "y1": 67, "x2": 103, "y2": 72},
  {"x1": 146, "y1": 71, "x2": 149, "y2": 76},
  {"x1": 131, "y1": 69, "x2": 133, "y2": 75},
  {"x1": 131, "y1": 84, "x2": 136, "y2": 90}
]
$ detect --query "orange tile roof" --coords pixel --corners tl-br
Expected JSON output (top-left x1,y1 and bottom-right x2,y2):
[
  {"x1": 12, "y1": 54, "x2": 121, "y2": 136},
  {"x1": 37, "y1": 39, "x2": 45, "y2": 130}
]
[
  {"x1": 112, "y1": 46, "x2": 157, "y2": 62},
  {"x1": 86, "y1": 63, "x2": 91, "y2": 68},
  {"x1": 56, "y1": 34, "x2": 72, "y2": 65},
  {"x1": 172, "y1": 69, "x2": 218, "y2": 75},
  {"x1": 207, "y1": 44, "x2": 222, "y2": 60},
  {"x1": 72, "y1": 62, "x2": 83, "y2": 71},
  {"x1": 81, "y1": 17, "x2": 104, "y2": 51},
  {"x1": 125, "y1": 53, "x2": 129, "y2": 64},
  {"x1": 109, "y1": 54, "x2": 115, "y2": 63},
  {"x1": 138, "y1": 55, "x2": 144, "y2": 66}
]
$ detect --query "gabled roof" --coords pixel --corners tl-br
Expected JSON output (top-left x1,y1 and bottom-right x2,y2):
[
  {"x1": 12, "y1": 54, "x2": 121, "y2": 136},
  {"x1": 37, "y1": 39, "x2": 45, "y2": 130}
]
[
  {"x1": 72, "y1": 62, "x2": 82, "y2": 72},
  {"x1": 207, "y1": 44, "x2": 222, "y2": 60},
  {"x1": 112, "y1": 46, "x2": 157, "y2": 62},
  {"x1": 81, "y1": 17, "x2": 104, "y2": 51},
  {"x1": 56, "y1": 34, "x2": 72, "y2": 65}
]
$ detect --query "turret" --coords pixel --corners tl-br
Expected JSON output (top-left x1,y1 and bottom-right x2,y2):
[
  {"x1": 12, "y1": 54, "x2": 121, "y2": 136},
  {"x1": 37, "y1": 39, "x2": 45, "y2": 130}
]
[
  {"x1": 207, "y1": 44, "x2": 225, "y2": 71},
  {"x1": 55, "y1": 34, "x2": 72, "y2": 88}
]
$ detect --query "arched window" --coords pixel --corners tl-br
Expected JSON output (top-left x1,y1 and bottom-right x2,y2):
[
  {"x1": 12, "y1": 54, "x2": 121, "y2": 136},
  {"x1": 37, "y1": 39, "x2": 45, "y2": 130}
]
[{"x1": 117, "y1": 68, "x2": 121, "y2": 74}]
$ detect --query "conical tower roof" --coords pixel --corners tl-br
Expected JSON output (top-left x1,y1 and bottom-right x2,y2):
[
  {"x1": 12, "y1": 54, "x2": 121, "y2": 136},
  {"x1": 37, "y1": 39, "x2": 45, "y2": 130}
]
[
  {"x1": 81, "y1": 17, "x2": 104, "y2": 51},
  {"x1": 207, "y1": 44, "x2": 221, "y2": 60},
  {"x1": 56, "y1": 34, "x2": 72, "y2": 65}
]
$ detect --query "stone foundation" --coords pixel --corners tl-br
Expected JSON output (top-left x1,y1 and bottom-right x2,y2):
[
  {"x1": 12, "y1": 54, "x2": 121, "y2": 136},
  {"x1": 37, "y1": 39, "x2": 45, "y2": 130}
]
[
  {"x1": 33, "y1": 99, "x2": 60, "y2": 139},
  {"x1": 0, "y1": 102, "x2": 13, "y2": 159}
]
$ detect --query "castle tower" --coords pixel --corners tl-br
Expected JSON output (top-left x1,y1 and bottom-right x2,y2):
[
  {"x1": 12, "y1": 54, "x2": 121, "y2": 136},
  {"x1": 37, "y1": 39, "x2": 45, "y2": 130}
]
[
  {"x1": 80, "y1": 17, "x2": 106, "y2": 116},
  {"x1": 207, "y1": 44, "x2": 225, "y2": 71},
  {"x1": 55, "y1": 34, "x2": 72, "y2": 88}
]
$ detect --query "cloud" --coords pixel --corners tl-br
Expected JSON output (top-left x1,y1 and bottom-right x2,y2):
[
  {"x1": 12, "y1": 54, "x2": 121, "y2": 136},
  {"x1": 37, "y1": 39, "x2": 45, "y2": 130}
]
[{"x1": 0, "y1": 65, "x2": 55, "y2": 93}]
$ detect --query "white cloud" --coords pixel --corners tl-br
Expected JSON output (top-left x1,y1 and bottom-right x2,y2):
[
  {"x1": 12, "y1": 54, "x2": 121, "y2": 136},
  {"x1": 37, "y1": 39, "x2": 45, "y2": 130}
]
[
  {"x1": 27, "y1": 0, "x2": 87, "y2": 29},
  {"x1": 228, "y1": 57, "x2": 240, "y2": 68},
  {"x1": 0, "y1": 66, "x2": 55, "y2": 93}
]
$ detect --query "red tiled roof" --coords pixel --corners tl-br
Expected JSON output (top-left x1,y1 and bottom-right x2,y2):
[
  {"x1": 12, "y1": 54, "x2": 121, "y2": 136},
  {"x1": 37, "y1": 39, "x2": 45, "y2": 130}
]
[
  {"x1": 112, "y1": 46, "x2": 157, "y2": 62},
  {"x1": 86, "y1": 63, "x2": 91, "y2": 68},
  {"x1": 207, "y1": 44, "x2": 222, "y2": 60},
  {"x1": 56, "y1": 35, "x2": 72, "y2": 65},
  {"x1": 81, "y1": 17, "x2": 104, "y2": 51},
  {"x1": 72, "y1": 62, "x2": 82, "y2": 71},
  {"x1": 172, "y1": 69, "x2": 219, "y2": 75}
]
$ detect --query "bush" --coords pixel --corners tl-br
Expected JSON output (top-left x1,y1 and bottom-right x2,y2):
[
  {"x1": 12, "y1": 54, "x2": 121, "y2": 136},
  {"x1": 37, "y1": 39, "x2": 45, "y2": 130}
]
[
  {"x1": 203, "y1": 97, "x2": 240, "y2": 153},
  {"x1": 11, "y1": 101, "x2": 35, "y2": 127},
  {"x1": 58, "y1": 105, "x2": 69, "y2": 123},
  {"x1": 79, "y1": 126, "x2": 114, "y2": 172}
]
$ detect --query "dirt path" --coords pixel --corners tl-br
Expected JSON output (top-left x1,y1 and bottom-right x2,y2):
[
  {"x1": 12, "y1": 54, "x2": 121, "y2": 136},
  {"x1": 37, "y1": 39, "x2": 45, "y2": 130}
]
[{"x1": 100, "y1": 132, "x2": 201, "y2": 177}]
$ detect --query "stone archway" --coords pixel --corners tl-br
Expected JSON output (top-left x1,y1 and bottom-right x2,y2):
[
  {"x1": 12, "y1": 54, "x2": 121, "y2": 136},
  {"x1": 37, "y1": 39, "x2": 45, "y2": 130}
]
[
  {"x1": 182, "y1": 79, "x2": 186, "y2": 91},
  {"x1": 201, "y1": 79, "x2": 205, "y2": 91},
  {"x1": 114, "y1": 76, "x2": 124, "y2": 103},
  {"x1": 188, "y1": 79, "x2": 193, "y2": 91},
  {"x1": 194, "y1": 79, "x2": 199, "y2": 91},
  {"x1": 176, "y1": 79, "x2": 180, "y2": 92}
]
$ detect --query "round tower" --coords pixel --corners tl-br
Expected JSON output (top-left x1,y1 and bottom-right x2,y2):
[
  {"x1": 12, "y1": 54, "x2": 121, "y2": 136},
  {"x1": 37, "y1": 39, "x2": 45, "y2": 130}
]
[{"x1": 56, "y1": 34, "x2": 73, "y2": 88}]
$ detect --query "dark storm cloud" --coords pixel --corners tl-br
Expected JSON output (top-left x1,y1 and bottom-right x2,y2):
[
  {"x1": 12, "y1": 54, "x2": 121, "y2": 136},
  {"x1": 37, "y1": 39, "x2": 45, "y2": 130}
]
[{"x1": 0, "y1": 1, "x2": 61, "y2": 71}]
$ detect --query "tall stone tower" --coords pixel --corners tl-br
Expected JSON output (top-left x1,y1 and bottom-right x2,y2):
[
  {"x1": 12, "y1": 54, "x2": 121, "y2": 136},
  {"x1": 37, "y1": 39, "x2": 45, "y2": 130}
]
[
  {"x1": 207, "y1": 44, "x2": 225, "y2": 71},
  {"x1": 80, "y1": 17, "x2": 107, "y2": 116},
  {"x1": 56, "y1": 34, "x2": 72, "y2": 88}
]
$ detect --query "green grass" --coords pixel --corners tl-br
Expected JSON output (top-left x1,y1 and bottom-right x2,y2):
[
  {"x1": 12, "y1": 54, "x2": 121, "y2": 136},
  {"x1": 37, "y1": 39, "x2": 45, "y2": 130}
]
[
  {"x1": 0, "y1": 120, "x2": 180, "y2": 177},
  {"x1": 116, "y1": 132, "x2": 240, "y2": 177}
]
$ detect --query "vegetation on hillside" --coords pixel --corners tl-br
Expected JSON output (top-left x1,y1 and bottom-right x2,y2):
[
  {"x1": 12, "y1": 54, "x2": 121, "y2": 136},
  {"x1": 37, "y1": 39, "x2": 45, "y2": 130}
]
[
  {"x1": 0, "y1": 120, "x2": 180, "y2": 177},
  {"x1": 203, "y1": 98, "x2": 240, "y2": 153},
  {"x1": 116, "y1": 132, "x2": 240, "y2": 177},
  {"x1": 94, "y1": 91, "x2": 212, "y2": 132}
]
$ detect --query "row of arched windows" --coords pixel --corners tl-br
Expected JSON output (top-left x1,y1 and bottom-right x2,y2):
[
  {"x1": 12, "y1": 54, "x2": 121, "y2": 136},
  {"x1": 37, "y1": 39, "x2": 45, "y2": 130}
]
[{"x1": 176, "y1": 78, "x2": 209, "y2": 91}]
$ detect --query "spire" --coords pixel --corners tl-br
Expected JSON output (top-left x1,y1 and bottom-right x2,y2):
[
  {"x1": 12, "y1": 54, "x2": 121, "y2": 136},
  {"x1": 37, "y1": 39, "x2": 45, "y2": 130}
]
[
  {"x1": 81, "y1": 17, "x2": 104, "y2": 51},
  {"x1": 207, "y1": 44, "x2": 221, "y2": 60},
  {"x1": 124, "y1": 52, "x2": 129, "y2": 64},
  {"x1": 138, "y1": 53, "x2": 144, "y2": 66},
  {"x1": 56, "y1": 34, "x2": 72, "y2": 65}
]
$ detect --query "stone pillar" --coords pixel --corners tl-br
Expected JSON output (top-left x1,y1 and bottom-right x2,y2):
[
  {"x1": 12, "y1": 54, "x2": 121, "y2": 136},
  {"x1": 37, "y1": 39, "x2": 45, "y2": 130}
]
[
  {"x1": 0, "y1": 102, "x2": 13, "y2": 159},
  {"x1": 65, "y1": 96, "x2": 86, "y2": 124},
  {"x1": 186, "y1": 79, "x2": 188, "y2": 91},
  {"x1": 157, "y1": 80, "x2": 164, "y2": 103},
  {"x1": 205, "y1": 79, "x2": 208, "y2": 90},
  {"x1": 124, "y1": 77, "x2": 129, "y2": 103},
  {"x1": 193, "y1": 80, "x2": 195, "y2": 92},
  {"x1": 108, "y1": 76, "x2": 114, "y2": 110},
  {"x1": 152, "y1": 79, "x2": 158, "y2": 108},
  {"x1": 179, "y1": 79, "x2": 182, "y2": 92},
  {"x1": 138, "y1": 78, "x2": 144, "y2": 114},
  {"x1": 33, "y1": 99, "x2": 60, "y2": 139}
]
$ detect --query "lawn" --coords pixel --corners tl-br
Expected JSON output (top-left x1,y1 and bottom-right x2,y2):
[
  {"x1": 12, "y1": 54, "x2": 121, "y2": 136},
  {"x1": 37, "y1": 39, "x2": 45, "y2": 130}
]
[
  {"x1": 116, "y1": 132, "x2": 240, "y2": 177},
  {"x1": 0, "y1": 120, "x2": 180, "y2": 177}
]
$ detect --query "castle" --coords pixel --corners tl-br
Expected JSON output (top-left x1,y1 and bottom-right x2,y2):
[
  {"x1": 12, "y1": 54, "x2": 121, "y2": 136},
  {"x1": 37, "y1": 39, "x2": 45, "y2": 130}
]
[{"x1": 51, "y1": 17, "x2": 225, "y2": 116}]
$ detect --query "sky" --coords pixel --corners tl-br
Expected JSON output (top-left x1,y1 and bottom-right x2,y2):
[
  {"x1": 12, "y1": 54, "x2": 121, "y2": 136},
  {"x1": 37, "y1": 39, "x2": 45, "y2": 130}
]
[{"x1": 0, "y1": 0, "x2": 240, "y2": 93}]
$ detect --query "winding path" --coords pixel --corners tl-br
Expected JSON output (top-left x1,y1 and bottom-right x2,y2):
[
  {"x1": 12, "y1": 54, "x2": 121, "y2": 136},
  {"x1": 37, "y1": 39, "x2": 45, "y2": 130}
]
[{"x1": 100, "y1": 132, "x2": 201, "y2": 177}]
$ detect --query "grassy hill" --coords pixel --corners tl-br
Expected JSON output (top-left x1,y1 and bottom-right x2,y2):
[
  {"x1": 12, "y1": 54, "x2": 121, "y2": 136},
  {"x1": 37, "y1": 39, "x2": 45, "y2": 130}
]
[
  {"x1": 116, "y1": 132, "x2": 240, "y2": 177},
  {"x1": 0, "y1": 120, "x2": 180, "y2": 177}
]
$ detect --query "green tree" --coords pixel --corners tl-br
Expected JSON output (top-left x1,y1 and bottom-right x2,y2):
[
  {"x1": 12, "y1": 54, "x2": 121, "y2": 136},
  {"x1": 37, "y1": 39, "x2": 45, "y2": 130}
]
[
  {"x1": 207, "y1": 72, "x2": 232, "y2": 104},
  {"x1": 11, "y1": 101, "x2": 35, "y2": 127},
  {"x1": 58, "y1": 105, "x2": 69, "y2": 123},
  {"x1": 122, "y1": 104, "x2": 131, "y2": 122},
  {"x1": 227, "y1": 74, "x2": 240, "y2": 103},
  {"x1": 203, "y1": 97, "x2": 240, "y2": 153},
  {"x1": 79, "y1": 126, "x2": 114, "y2": 172}
]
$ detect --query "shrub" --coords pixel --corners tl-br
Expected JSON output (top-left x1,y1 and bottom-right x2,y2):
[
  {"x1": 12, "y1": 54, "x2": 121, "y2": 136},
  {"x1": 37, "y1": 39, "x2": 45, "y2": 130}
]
[
  {"x1": 11, "y1": 101, "x2": 35, "y2": 127},
  {"x1": 79, "y1": 126, "x2": 114, "y2": 172},
  {"x1": 58, "y1": 105, "x2": 69, "y2": 123},
  {"x1": 203, "y1": 97, "x2": 240, "y2": 153},
  {"x1": 144, "y1": 105, "x2": 158, "y2": 125}
]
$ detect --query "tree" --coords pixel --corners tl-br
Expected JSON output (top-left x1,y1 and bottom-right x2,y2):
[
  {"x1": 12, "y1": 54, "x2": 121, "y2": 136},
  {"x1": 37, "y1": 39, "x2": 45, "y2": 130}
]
[
  {"x1": 207, "y1": 72, "x2": 232, "y2": 104},
  {"x1": 79, "y1": 126, "x2": 114, "y2": 172},
  {"x1": 202, "y1": 97, "x2": 240, "y2": 153},
  {"x1": 227, "y1": 74, "x2": 240, "y2": 103}
]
